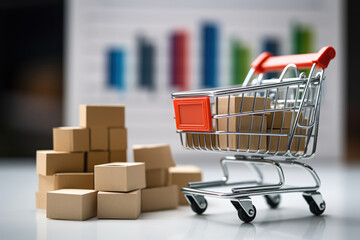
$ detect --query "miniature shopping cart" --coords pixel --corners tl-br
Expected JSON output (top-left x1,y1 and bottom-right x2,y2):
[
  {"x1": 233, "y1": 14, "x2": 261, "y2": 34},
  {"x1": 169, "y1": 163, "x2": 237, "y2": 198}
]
[{"x1": 171, "y1": 46, "x2": 336, "y2": 223}]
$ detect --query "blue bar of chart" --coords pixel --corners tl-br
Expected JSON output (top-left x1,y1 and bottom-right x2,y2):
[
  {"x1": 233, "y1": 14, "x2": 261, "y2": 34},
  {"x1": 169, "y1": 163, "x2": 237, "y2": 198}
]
[
  {"x1": 107, "y1": 48, "x2": 125, "y2": 90},
  {"x1": 202, "y1": 23, "x2": 218, "y2": 88},
  {"x1": 137, "y1": 36, "x2": 156, "y2": 90}
]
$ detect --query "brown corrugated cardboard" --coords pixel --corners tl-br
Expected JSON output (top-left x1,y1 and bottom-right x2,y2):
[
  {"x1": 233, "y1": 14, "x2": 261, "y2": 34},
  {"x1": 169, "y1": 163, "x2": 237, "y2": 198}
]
[
  {"x1": 109, "y1": 127, "x2": 127, "y2": 150},
  {"x1": 89, "y1": 127, "x2": 108, "y2": 151},
  {"x1": 97, "y1": 190, "x2": 141, "y2": 219},
  {"x1": 86, "y1": 151, "x2": 109, "y2": 172},
  {"x1": 79, "y1": 105, "x2": 125, "y2": 128},
  {"x1": 38, "y1": 173, "x2": 94, "y2": 192},
  {"x1": 36, "y1": 191, "x2": 46, "y2": 210},
  {"x1": 267, "y1": 111, "x2": 306, "y2": 129},
  {"x1": 46, "y1": 189, "x2": 97, "y2": 221},
  {"x1": 133, "y1": 144, "x2": 176, "y2": 170},
  {"x1": 146, "y1": 169, "x2": 167, "y2": 188},
  {"x1": 267, "y1": 129, "x2": 306, "y2": 153},
  {"x1": 167, "y1": 165, "x2": 202, "y2": 205},
  {"x1": 53, "y1": 127, "x2": 90, "y2": 152},
  {"x1": 215, "y1": 96, "x2": 270, "y2": 151},
  {"x1": 185, "y1": 133, "x2": 217, "y2": 149},
  {"x1": 109, "y1": 150, "x2": 127, "y2": 162},
  {"x1": 94, "y1": 162, "x2": 146, "y2": 192},
  {"x1": 36, "y1": 150, "x2": 84, "y2": 176},
  {"x1": 216, "y1": 115, "x2": 267, "y2": 151},
  {"x1": 141, "y1": 185, "x2": 178, "y2": 212}
]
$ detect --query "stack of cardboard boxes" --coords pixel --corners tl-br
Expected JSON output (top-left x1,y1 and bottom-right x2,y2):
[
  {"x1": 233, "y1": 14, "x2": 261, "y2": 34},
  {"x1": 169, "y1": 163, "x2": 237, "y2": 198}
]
[
  {"x1": 36, "y1": 105, "x2": 127, "y2": 210},
  {"x1": 133, "y1": 144, "x2": 202, "y2": 208},
  {"x1": 95, "y1": 162, "x2": 146, "y2": 219}
]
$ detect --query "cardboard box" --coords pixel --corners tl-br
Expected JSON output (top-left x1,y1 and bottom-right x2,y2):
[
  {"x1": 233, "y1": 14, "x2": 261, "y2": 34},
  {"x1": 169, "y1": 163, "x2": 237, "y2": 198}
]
[
  {"x1": 215, "y1": 96, "x2": 270, "y2": 151},
  {"x1": 94, "y1": 162, "x2": 146, "y2": 192},
  {"x1": 109, "y1": 127, "x2": 127, "y2": 150},
  {"x1": 109, "y1": 150, "x2": 127, "y2": 162},
  {"x1": 167, "y1": 165, "x2": 202, "y2": 205},
  {"x1": 79, "y1": 105, "x2": 125, "y2": 128},
  {"x1": 133, "y1": 144, "x2": 176, "y2": 170},
  {"x1": 36, "y1": 150, "x2": 84, "y2": 176},
  {"x1": 36, "y1": 191, "x2": 46, "y2": 210},
  {"x1": 141, "y1": 185, "x2": 178, "y2": 212},
  {"x1": 47, "y1": 189, "x2": 97, "y2": 221},
  {"x1": 216, "y1": 96, "x2": 271, "y2": 114},
  {"x1": 38, "y1": 173, "x2": 94, "y2": 192},
  {"x1": 267, "y1": 111, "x2": 307, "y2": 129},
  {"x1": 89, "y1": 127, "x2": 108, "y2": 151},
  {"x1": 86, "y1": 151, "x2": 109, "y2": 172},
  {"x1": 267, "y1": 129, "x2": 306, "y2": 153},
  {"x1": 146, "y1": 169, "x2": 167, "y2": 188},
  {"x1": 97, "y1": 190, "x2": 141, "y2": 219},
  {"x1": 216, "y1": 115, "x2": 267, "y2": 151},
  {"x1": 53, "y1": 127, "x2": 90, "y2": 152},
  {"x1": 185, "y1": 133, "x2": 217, "y2": 149}
]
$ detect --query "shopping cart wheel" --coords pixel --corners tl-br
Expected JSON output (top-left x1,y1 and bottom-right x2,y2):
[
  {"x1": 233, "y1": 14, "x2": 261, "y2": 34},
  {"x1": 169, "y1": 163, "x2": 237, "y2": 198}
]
[
  {"x1": 264, "y1": 194, "x2": 281, "y2": 209},
  {"x1": 186, "y1": 194, "x2": 208, "y2": 215},
  {"x1": 303, "y1": 192, "x2": 326, "y2": 216},
  {"x1": 231, "y1": 197, "x2": 257, "y2": 223}
]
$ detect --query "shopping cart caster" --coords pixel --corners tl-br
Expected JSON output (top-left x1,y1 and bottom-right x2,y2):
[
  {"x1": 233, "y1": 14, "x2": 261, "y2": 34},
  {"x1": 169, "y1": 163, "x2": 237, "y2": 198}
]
[
  {"x1": 231, "y1": 197, "x2": 257, "y2": 223},
  {"x1": 303, "y1": 192, "x2": 326, "y2": 216},
  {"x1": 186, "y1": 194, "x2": 208, "y2": 215},
  {"x1": 264, "y1": 194, "x2": 281, "y2": 209}
]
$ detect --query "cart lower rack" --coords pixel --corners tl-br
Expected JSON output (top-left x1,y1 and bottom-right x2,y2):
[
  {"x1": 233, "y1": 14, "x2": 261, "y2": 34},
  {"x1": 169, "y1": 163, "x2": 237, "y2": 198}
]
[{"x1": 171, "y1": 46, "x2": 335, "y2": 223}]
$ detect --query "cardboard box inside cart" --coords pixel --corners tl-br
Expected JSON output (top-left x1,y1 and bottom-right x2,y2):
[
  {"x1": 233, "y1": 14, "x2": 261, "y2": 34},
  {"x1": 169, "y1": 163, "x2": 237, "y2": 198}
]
[
  {"x1": 141, "y1": 185, "x2": 178, "y2": 212},
  {"x1": 79, "y1": 105, "x2": 125, "y2": 128},
  {"x1": 133, "y1": 144, "x2": 176, "y2": 170},
  {"x1": 38, "y1": 173, "x2": 94, "y2": 192},
  {"x1": 97, "y1": 190, "x2": 141, "y2": 219},
  {"x1": 36, "y1": 150, "x2": 84, "y2": 176},
  {"x1": 267, "y1": 128, "x2": 306, "y2": 153},
  {"x1": 185, "y1": 133, "x2": 217, "y2": 149},
  {"x1": 167, "y1": 165, "x2": 202, "y2": 205},
  {"x1": 94, "y1": 162, "x2": 146, "y2": 192},
  {"x1": 47, "y1": 189, "x2": 97, "y2": 221},
  {"x1": 53, "y1": 127, "x2": 90, "y2": 152},
  {"x1": 215, "y1": 96, "x2": 270, "y2": 151}
]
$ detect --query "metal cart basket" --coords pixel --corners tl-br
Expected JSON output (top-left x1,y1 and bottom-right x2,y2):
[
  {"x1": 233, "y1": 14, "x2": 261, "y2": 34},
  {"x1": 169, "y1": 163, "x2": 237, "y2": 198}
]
[{"x1": 171, "y1": 46, "x2": 336, "y2": 223}]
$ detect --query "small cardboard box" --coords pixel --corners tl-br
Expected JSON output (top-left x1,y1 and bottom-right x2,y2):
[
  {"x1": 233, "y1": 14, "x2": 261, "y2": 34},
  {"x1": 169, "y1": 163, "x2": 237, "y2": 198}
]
[
  {"x1": 86, "y1": 151, "x2": 109, "y2": 172},
  {"x1": 109, "y1": 127, "x2": 127, "y2": 150},
  {"x1": 89, "y1": 127, "x2": 108, "y2": 151},
  {"x1": 97, "y1": 190, "x2": 141, "y2": 219},
  {"x1": 36, "y1": 150, "x2": 84, "y2": 176},
  {"x1": 109, "y1": 150, "x2": 127, "y2": 162},
  {"x1": 146, "y1": 169, "x2": 167, "y2": 188},
  {"x1": 38, "y1": 173, "x2": 94, "y2": 192},
  {"x1": 46, "y1": 189, "x2": 97, "y2": 221},
  {"x1": 267, "y1": 129, "x2": 306, "y2": 153},
  {"x1": 185, "y1": 133, "x2": 217, "y2": 149},
  {"x1": 36, "y1": 191, "x2": 46, "y2": 210},
  {"x1": 167, "y1": 165, "x2": 202, "y2": 205},
  {"x1": 267, "y1": 111, "x2": 306, "y2": 129},
  {"x1": 79, "y1": 105, "x2": 125, "y2": 128},
  {"x1": 216, "y1": 115, "x2": 267, "y2": 151},
  {"x1": 94, "y1": 162, "x2": 146, "y2": 192},
  {"x1": 133, "y1": 144, "x2": 176, "y2": 170},
  {"x1": 53, "y1": 127, "x2": 90, "y2": 152},
  {"x1": 141, "y1": 185, "x2": 178, "y2": 212}
]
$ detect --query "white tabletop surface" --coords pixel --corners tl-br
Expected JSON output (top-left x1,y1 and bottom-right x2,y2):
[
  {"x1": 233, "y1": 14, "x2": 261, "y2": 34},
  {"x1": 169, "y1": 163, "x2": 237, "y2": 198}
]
[{"x1": 1, "y1": 152, "x2": 360, "y2": 240}]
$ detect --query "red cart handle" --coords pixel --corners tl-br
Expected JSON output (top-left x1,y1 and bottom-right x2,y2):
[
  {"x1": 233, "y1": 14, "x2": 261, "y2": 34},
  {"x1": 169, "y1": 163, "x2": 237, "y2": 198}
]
[{"x1": 251, "y1": 46, "x2": 336, "y2": 74}]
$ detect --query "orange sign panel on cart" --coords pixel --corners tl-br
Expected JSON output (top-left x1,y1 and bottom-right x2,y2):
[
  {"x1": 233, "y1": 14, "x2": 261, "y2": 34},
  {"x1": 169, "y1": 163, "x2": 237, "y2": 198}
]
[{"x1": 173, "y1": 97, "x2": 212, "y2": 132}]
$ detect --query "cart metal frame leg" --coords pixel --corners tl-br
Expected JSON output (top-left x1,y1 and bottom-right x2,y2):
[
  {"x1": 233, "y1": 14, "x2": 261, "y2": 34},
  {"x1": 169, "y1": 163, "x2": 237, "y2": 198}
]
[{"x1": 183, "y1": 155, "x2": 326, "y2": 223}]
